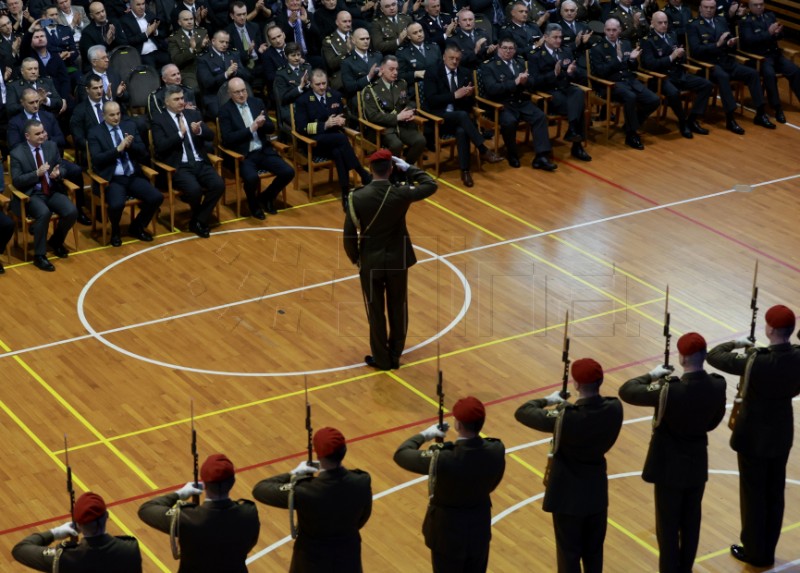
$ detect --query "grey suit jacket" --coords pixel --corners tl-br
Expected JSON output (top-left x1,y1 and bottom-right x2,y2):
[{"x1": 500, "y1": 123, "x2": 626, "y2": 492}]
[{"x1": 10, "y1": 140, "x2": 63, "y2": 198}]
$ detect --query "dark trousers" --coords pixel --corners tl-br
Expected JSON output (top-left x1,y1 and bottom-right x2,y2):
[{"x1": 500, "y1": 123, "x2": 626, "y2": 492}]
[
  {"x1": 552, "y1": 510, "x2": 607, "y2": 573},
  {"x1": 499, "y1": 100, "x2": 551, "y2": 157},
  {"x1": 17, "y1": 189, "x2": 78, "y2": 256},
  {"x1": 712, "y1": 63, "x2": 763, "y2": 113},
  {"x1": 442, "y1": 110, "x2": 485, "y2": 170},
  {"x1": 663, "y1": 73, "x2": 714, "y2": 119},
  {"x1": 241, "y1": 149, "x2": 295, "y2": 212},
  {"x1": 0, "y1": 211, "x2": 13, "y2": 253},
  {"x1": 104, "y1": 175, "x2": 164, "y2": 230},
  {"x1": 761, "y1": 54, "x2": 800, "y2": 110},
  {"x1": 431, "y1": 543, "x2": 490, "y2": 573},
  {"x1": 738, "y1": 452, "x2": 789, "y2": 564},
  {"x1": 173, "y1": 161, "x2": 225, "y2": 225},
  {"x1": 314, "y1": 132, "x2": 364, "y2": 193},
  {"x1": 654, "y1": 482, "x2": 706, "y2": 573},
  {"x1": 549, "y1": 85, "x2": 587, "y2": 134},
  {"x1": 359, "y1": 267, "x2": 408, "y2": 370},
  {"x1": 611, "y1": 79, "x2": 660, "y2": 134}
]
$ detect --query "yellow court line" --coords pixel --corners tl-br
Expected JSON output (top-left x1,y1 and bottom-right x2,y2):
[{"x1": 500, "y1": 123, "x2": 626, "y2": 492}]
[
  {"x1": 696, "y1": 519, "x2": 800, "y2": 563},
  {"x1": 0, "y1": 338, "x2": 158, "y2": 489},
  {"x1": 508, "y1": 452, "x2": 544, "y2": 478},
  {"x1": 607, "y1": 517, "x2": 660, "y2": 556},
  {"x1": 0, "y1": 397, "x2": 171, "y2": 572},
  {"x1": 430, "y1": 176, "x2": 738, "y2": 333}
]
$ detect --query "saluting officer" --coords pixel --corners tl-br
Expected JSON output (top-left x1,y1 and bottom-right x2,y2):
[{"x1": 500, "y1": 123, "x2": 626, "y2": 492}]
[
  {"x1": 138, "y1": 453, "x2": 260, "y2": 573},
  {"x1": 361, "y1": 55, "x2": 426, "y2": 165},
  {"x1": 253, "y1": 427, "x2": 373, "y2": 572},
  {"x1": 515, "y1": 358, "x2": 623, "y2": 573},
  {"x1": 394, "y1": 396, "x2": 506, "y2": 573},
  {"x1": 707, "y1": 305, "x2": 800, "y2": 567},
  {"x1": 620, "y1": 333, "x2": 726, "y2": 573},
  {"x1": 13, "y1": 492, "x2": 142, "y2": 572}
]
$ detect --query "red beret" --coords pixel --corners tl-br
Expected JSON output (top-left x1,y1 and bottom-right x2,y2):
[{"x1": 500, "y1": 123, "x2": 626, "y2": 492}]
[
  {"x1": 368, "y1": 149, "x2": 392, "y2": 163},
  {"x1": 200, "y1": 453, "x2": 235, "y2": 483},
  {"x1": 313, "y1": 427, "x2": 346, "y2": 459},
  {"x1": 766, "y1": 305, "x2": 795, "y2": 329},
  {"x1": 571, "y1": 358, "x2": 603, "y2": 385},
  {"x1": 452, "y1": 396, "x2": 485, "y2": 423},
  {"x1": 74, "y1": 492, "x2": 107, "y2": 525},
  {"x1": 677, "y1": 332, "x2": 706, "y2": 356}
]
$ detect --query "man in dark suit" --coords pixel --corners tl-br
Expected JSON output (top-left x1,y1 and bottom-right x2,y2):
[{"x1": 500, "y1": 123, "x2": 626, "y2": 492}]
[
  {"x1": 253, "y1": 427, "x2": 372, "y2": 572},
  {"x1": 197, "y1": 29, "x2": 250, "y2": 118},
  {"x1": 226, "y1": 1, "x2": 266, "y2": 71},
  {"x1": 7, "y1": 57, "x2": 65, "y2": 116},
  {"x1": 272, "y1": 41, "x2": 311, "y2": 133},
  {"x1": 663, "y1": 0, "x2": 692, "y2": 44},
  {"x1": 275, "y1": 0, "x2": 312, "y2": 55},
  {"x1": 395, "y1": 396, "x2": 506, "y2": 572},
  {"x1": 79, "y1": 45, "x2": 128, "y2": 106},
  {"x1": 343, "y1": 150, "x2": 434, "y2": 369},
  {"x1": 422, "y1": 44, "x2": 504, "y2": 188},
  {"x1": 120, "y1": 0, "x2": 170, "y2": 70},
  {"x1": 557, "y1": 0, "x2": 594, "y2": 82},
  {"x1": 500, "y1": 1, "x2": 543, "y2": 52},
  {"x1": 79, "y1": 1, "x2": 128, "y2": 69},
  {"x1": 589, "y1": 18, "x2": 660, "y2": 149},
  {"x1": 450, "y1": 10, "x2": 496, "y2": 70},
  {"x1": 139, "y1": 453, "x2": 260, "y2": 573},
  {"x1": 515, "y1": 358, "x2": 623, "y2": 573},
  {"x1": 150, "y1": 84, "x2": 224, "y2": 238},
  {"x1": 688, "y1": 0, "x2": 775, "y2": 134},
  {"x1": 219, "y1": 77, "x2": 294, "y2": 219},
  {"x1": 641, "y1": 11, "x2": 713, "y2": 138},
  {"x1": 40, "y1": 5, "x2": 81, "y2": 73},
  {"x1": 707, "y1": 305, "x2": 800, "y2": 568},
  {"x1": 146, "y1": 63, "x2": 198, "y2": 118},
  {"x1": 262, "y1": 23, "x2": 289, "y2": 98},
  {"x1": 396, "y1": 21, "x2": 440, "y2": 86},
  {"x1": 620, "y1": 333, "x2": 726, "y2": 573},
  {"x1": 10, "y1": 118, "x2": 78, "y2": 271},
  {"x1": 296, "y1": 69, "x2": 371, "y2": 206},
  {"x1": 88, "y1": 101, "x2": 163, "y2": 246},
  {"x1": 70, "y1": 73, "x2": 106, "y2": 154}
]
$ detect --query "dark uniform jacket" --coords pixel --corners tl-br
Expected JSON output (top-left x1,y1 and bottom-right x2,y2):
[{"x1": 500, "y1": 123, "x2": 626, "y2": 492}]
[
  {"x1": 393, "y1": 434, "x2": 506, "y2": 554},
  {"x1": 78, "y1": 20, "x2": 128, "y2": 66},
  {"x1": 370, "y1": 13, "x2": 413, "y2": 54},
  {"x1": 295, "y1": 88, "x2": 349, "y2": 136},
  {"x1": 480, "y1": 54, "x2": 531, "y2": 105},
  {"x1": 262, "y1": 46, "x2": 288, "y2": 90},
  {"x1": 558, "y1": 19, "x2": 593, "y2": 66},
  {"x1": 7, "y1": 77, "x2": 63, "y2": 116},
  {"x1": 417, "y1": 12, "x2": 453, "y2": 52},
  {"x1": 147, "y1": 84, "x2": 197, "y2": 117},
  {"x1": 664, "y1": 3, "x2": 692, "y2": 43},
  {"x1": 590, "y1": 38, "x2": 641, "y2": 82},
  {"x1": 138, "y1": 493, "x2": 260, "y2": 573},
  {"x1": 687, "y1": 15, "x2": 738, "y2": 69},
  {"x1": 340, "y1": 49, "x2": 382, "y2": 100},
  {"x1": 343, "y1": 165, "x2": 437, "y2": 270},
  {"x1": 450, "y1": 27, "x2": 492, "y2": 69},
  {"x1": 252, "y1": 466, "x2": 372, "y2": 573},
  {"x1": 640, "y1": 30, "x2": 689, "y2": 79},
  {"x1": 8, "y1": 109, "x2": 67, "y2": 151},
  {"x1": 197, "y1": 48, "x2": 251, "y2": 110},
  {"x1": 528, "y1": 46, "x2": 578, "y2": 91},
  {"x1": 273, "y1": 62, "x2": 313, "y2": 128},
  {"x1": 396, "y1": 41, "x2": 440, "y2": 86},
  {"x1": 12, "y1": 531, "x2": 142, "y2": 573},
  {"x1": 515, "y1": 395, "x2": 623, "y2": 515},
  {"x1": 707, "y1": 341, "x2": 800, "y2": 458},
  {"x1": 620, "y1": 371, "x2": 726, "y2": 487},
  {"x1": 500, "y1": 20, "x2": 543, "y2": 51},
  {"x1": 607, "y1": 5, "x2": 649, "y2": 43},
  {"x1": 739, "y1": 10, "x2": 783, "y2": 56}
]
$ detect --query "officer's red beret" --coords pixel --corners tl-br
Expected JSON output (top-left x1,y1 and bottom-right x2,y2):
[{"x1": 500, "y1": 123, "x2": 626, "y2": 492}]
[
  {"x1": 74, "y1": 492, "x2": 107, "y2": 525},
  {"x1": 368, "y1": 149, "x2": 392, "y2": 163},
  {"x1": 452, "y1": 396, "x2": 485, "y2": 423},
  {"x1": 200, "y1": 453, "x2": 235, "y2": 483},
  {"x1": 571, "y1": 358, "x2": 603, "y2": 385},
  {"x1": 677, "y1": 332, "x2": 706, "y2": 356},
  {"x1": 313, "y1": 427, "x2": 346, "y2": 459},
  {"x1": 766, "y1": 305, "x2": 795, "y2": 329}
]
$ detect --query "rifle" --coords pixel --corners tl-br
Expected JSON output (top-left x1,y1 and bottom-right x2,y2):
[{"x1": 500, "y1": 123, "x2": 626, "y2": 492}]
[
  {"x1": 191, "y1": 399, "x2": 199, "y2": 505},
  {"x1": 652, "y1": 287, "x2": 676, "y2": 428},
  {"x1": 304, "y1": 375, "x2": 313, "y2": 465},
  {"x1": 559, "y1": 310, "x2": 571, "y2": 400},
  {"x1": 729, "y1": 261, "x2": 759, "y2": 430},
  {"x1": 544, "y1": 311, "x2": 570, "y2": 487},
  {"x1": 662, "y1": 285, "x2": 675, "y2": 372},
  {"x1": 64, "y1": 434, "x2": 77, "y2": 544},
  {"x1": 436, "y1": 341, "x2": 444, "y2": 444},
  {"x1": 290, "y1": 376, "x2": 316, "y2": 539}
]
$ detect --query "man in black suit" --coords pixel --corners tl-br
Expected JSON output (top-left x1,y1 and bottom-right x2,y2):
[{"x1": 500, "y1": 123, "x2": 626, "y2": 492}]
[
  {"x1": 262, "y1": 23, "x2": 289, "y2": 99},
  {"x1": 150, "y1": 84, "x2": 224, "y2": 238},
  {"x1": 146, "y1": 63, "x2": 198, "y2": 118},
  {"x1": 620, "y1": 333, "x2": 726, "y2": 573},
  {"x1": 226, "y1": 1, "x2": 266, "y2": 72},
  {"x1": 219, "y1": 77, "x2": 294, "y2": 219},
  {"x1": 120, "y1": 0, "x2": 170, "y2": 70},
  {"x1": 422, "y1": 44, "x2": 504, "y2": 187},
  {"x1": 343, "y1": 150, "x2": 435, "y2": 369},
  {"x1": 10, "y1": 119, "x2": 78, "y2": 271},
  {"x1": 70, "y1": 74, "x2": 106, "y2": 154},
  {"x1": 7, "y1": 57, "x2": 65, "y2": 117},
  {"x1": 197, "y1": 29, "x2": 250, "y2": 118},
  {"x1": 396, "y1": 21, "x2": 440, "y2": 86},
  {"x1": 79, "y1": 45, "x2": 128, "y2": 105},
  {"x1": 88, "y1": 101, "x2": 163, "y2": 246},
  {"x1": 78, "y1": 1, "x2": 128, "y2": 69},
  {"x1": 516, "y1": 358, "x2": 623, "y2": 573}
]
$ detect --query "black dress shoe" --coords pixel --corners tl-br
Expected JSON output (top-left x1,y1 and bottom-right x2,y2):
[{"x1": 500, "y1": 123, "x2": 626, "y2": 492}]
[
  {"x1": 532, "y1": 156, "x2": 557, "y2": 171},
  {"x1": 730, "y1": 545, "x2": 773, "y2": 567},
  {"x1": 48, "y1": 240, "x2": 69, "y2": 258},
  {"x1": 775, "y1": 109, "x2": 786, "y2": 124},
  {"x1": 480, "y1": 149, "x2": 505, "y2": 163},
  {"x1": 726, "y1": 119, "x2": 745, "y2": 135},
  {"x1": 76, "y1": 211, "x2": 92, "y2": 226},
  {"x1": 754, "y1": 113, "x2": 776, "y2": 129},
  {"x1": 33, "y1": 255, "x2": 55, "y2": 272},
  {"x1": 129, "y1": 227, "x2": 154, "y2": 241},
  {"x1": 110, "y1": 233, "x2": 122, "y2": 247},
  {"x1": 461, "y1": 170, "x2": 474, "y2": 187},
  {"x1": 679, "y1": 123, "x2": 694, "y2": 139},
  {"x1": 625, "y1": 134, "x2": 644, "y2": 150},
  {"x1": 264, "y1": 200, "x2": 278, "y2": 215},
  {"x1": 251, "y1": 209, "x2": 266, "y2": 220},
  {"x1": 391, "y1": 359, "x2": 400, "y2": 369},
  {"x1": 188, "y1": 220, "x2": 210, "y2": 238},
  {"x1": 563, "y1": 128, "x2": 583, "y2": 143},
  {"x1": 364, "y1": 355, "x2": 391, "y2": 370},
  {"x1": 571, "y1": 145, "x2": 592, "y2": 162},
  {"x1": 688, "y1": 119, "x2": 709, "y2": 135},
  {"x1": 508, "y1": 155, "x2": 521, "y2": 168},
  {"x1": 0, "y1": 261, "x2": 5, "y2": 274}
]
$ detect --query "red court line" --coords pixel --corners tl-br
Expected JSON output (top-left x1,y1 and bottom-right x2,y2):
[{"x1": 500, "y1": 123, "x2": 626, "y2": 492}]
[{"x1": 560, "y1": 159, "x2": 800, "y2": 274}]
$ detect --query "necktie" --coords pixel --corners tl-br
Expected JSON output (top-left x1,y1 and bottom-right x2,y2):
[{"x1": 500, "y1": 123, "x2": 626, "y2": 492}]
[
  {"x1": 707, "y1": 18, "x2": 715, "y2": 30},
  {"x1": 177, "y1": 113, "x2": 197, "y2": 164},
  {"x1": 238, "y1": 103, "x2": 261, "y2": 151},
  {"x1": 113, "y1": 127, "x2": 133, "y2": 175},
  {"x1": 278, "y1": 48, "x2": 285, "y2": 61},
  {"x1": 570, "y1": 22, "x2": 576, "y2": 34},
  {"x1": 293, "y1": 17, "x2": 306, "y2": 54},
  {"x1": 419, "y1": 44, "x2": 425, "y2": 56},
  {"x1": 616, "y1": 41, "x2": 623, "y2": 61},
  {"x1": 241, "y1": 28, "x2": 250, "y2": 53},
  {"x1": 101, "y1": 73, "x2": 108, "y2": 93},
  {"x1": 320, "y1": 95, "x2": 326, "y2": 106},
  {"x1": 508, "y1": 60, "x2": 515, "y2": 75},
  {"x1": 0, "y1": 71, "x2": 6, "y2": 104},
  {"x1": 34, "y1": 147, "x2": 50, "y2": 195},
  {"x1": 94, "y1": 102, "x2": 103, "y2": 123},
  {"x1": 449, "y1": 70, "x2": 458, "y2": 93}
]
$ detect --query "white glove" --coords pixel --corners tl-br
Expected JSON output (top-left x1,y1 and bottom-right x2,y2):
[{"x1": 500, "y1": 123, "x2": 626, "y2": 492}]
[
  {"x1": 648, "y1": 365, "x2": 672, "y2": 380},
  {"x1": 545, "y1": 390, "x2": 565, "y2": 406},
  {"x1": 420, "y1": 422, "x2": 449, "y2": 441},
  {"x1": 176, "y1": 481, "x2": 204, "y2": 500},
  {"x1": 733, "y1": 336, "x2": 755, "y2": 349},
  {"x1": 391, "y1": 156, "x2": 410, "y2": 172},
  {"x1": 50, "y1": 521, "x2": 78, "y2": 540},
  {"x1": 290, "y1": 461, "x2": 318, "y2": 476}
]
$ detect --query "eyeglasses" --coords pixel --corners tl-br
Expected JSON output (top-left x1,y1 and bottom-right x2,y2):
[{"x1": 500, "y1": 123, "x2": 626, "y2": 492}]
[{"x1": 498, "y1": 46, "x2": 516, "y2": 50}]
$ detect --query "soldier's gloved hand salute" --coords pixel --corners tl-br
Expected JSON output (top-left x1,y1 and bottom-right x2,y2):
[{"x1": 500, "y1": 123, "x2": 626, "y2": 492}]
[
  {"x1": 176, "y1": 481, "x2": 204, "y2": 500},
  {"x1": 545, "y1": 390, "x2": 564, "y2": 405},
  {"x1": 647, "y1": 365, "x2": 672, "y2": 380},
  {"x1": 391, "y1": 155, "x2": 411, "y2": 171},
  {"x1": 50, "y1": 522, "x2": 78, "y2": 540},
  {"x1": 420, "y1": 422, "x2": 449, "y2": 441},
  {"x1": 733, "y1": 336, "x2": 755, "y2": 349},
  {"x1": 291, "y1": 461, "x2": 318, "y2": 476}
]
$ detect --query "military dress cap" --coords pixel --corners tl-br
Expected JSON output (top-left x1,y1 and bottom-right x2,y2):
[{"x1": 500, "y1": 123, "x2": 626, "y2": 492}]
[
  {"x1": 74, "y1": 492, "x2": 107, "y2": 524},
  {"x1": 368, "y1": 148, "x2": 393, "y2": 162},
  {"x1": 314, "y1": 427, "x2": 346, "y2": 458},
  {"x1": 677, "y1": 332, "x2": 706, "y2": 356},
  {"x1": 200, "y1": 453, "x2": 235, "y2": 483},
  {"x1": 766, "y1": 304, "x2": 795, "y2": 329},
  {"x1": 571, "y1": 358, "x2": 603, "y2": 385},
  {"x1": 453, "y1": 396, "x2": 485, "y2": 423}
]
